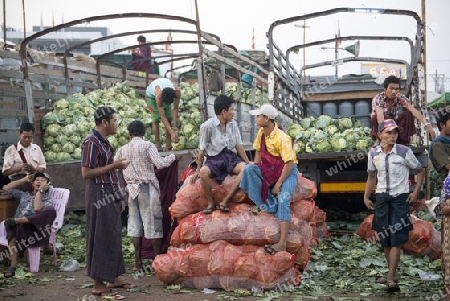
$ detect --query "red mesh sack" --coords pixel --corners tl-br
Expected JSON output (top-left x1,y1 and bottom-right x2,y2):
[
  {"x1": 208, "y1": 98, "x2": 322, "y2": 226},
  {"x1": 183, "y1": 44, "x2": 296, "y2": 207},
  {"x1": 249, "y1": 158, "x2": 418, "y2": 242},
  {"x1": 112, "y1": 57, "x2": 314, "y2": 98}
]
[
  {"x1": 312, "y1": 222, "x2": 332, "y2": 240},
  {"x1": 180, "y1": 162, "x2": 197, "y2": 183},
  {"x1": 170, "y1": 203, "x2": 312, "y2": 267},
  {"x1": 291, "y1": 174, "x2": 317, "y2": 202},
  {"x1": 313, "y1": 207, "x2": 327, "y2": 224},
  {"x1": 152, "y1": 240, "x2": 301, "y2": 291},
  {"x1": 421, "y1": 227, "x2": 442, "y2": 261},
  {"x1": 290, "y1": 200, "x2": 315, "y2": 222},
  {"x1": 409, "y1": 199, "x2": 428, "y2": 214},
  {"x1": 170, "y1": 175, "x2": 251, "y2": 219},
  {"x1": 356, "y1": 214, "x2": 379, "y2": 243},
  {"x1": 402, "y1": 215, "x2": 432, "y2": 255},
  {"x1": 357, "y1": 214, "x2": 435, "y2": 255}
]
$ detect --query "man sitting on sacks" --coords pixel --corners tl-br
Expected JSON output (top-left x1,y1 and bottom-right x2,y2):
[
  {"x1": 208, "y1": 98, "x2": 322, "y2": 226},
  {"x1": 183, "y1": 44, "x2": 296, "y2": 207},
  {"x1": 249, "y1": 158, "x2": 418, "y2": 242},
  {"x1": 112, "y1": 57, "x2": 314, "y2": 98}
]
[
  {"x1": 191, "y1": 95, "x2": 250, "y2": 214},
  {"x1": 239, "y1": 104, "x2": 298, "y2": 255},
  {"x1": 1, "y1": 172, "x2": 56, "y2": 277}
]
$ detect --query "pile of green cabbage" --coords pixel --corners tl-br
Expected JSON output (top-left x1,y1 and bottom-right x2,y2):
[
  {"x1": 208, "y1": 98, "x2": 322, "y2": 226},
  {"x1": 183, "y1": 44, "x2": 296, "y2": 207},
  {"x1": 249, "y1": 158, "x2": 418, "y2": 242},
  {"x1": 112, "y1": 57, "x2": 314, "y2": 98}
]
[
  {"x1": 224, "y1": 82, "x2": 268, "y2": 104},
  {"x1": 287, "y1": 116, "x2": 373, "y2": 153},
  {"x1": 42, "y1": 82, "x2": 202, "y2": 162},
  {"x1": 176, "y1": 81, "x2": 201, "y2": 150}
]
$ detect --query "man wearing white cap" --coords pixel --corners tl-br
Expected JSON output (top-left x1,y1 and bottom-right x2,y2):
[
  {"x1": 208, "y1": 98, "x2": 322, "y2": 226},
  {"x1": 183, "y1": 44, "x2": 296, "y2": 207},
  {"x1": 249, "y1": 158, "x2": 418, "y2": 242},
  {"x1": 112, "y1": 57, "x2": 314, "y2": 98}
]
[
  {"x1": 364, "y1": 119, "x2": 424, "y2": 292},
  {"x1": 240, "y1": 104, "x2": 298, "y2": 255}
]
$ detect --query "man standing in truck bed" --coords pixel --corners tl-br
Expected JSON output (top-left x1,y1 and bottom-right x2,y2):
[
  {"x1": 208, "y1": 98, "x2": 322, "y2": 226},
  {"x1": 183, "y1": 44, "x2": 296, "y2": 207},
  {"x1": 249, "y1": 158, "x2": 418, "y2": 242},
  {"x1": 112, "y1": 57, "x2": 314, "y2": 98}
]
[
  {"x1": 146, "y1": 78, "x2": 180, "y2": 152},
  {"x1": 370, "y1": 75, "x2": 435, "y2": 145}
]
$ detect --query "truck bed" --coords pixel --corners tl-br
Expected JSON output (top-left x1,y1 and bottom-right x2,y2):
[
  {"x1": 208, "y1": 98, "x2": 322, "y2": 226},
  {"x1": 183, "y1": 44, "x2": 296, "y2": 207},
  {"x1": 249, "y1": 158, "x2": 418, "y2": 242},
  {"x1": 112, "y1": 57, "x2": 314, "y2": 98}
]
[{"x1": 297, "y1": 146, "x2": 426, "y2": 161}]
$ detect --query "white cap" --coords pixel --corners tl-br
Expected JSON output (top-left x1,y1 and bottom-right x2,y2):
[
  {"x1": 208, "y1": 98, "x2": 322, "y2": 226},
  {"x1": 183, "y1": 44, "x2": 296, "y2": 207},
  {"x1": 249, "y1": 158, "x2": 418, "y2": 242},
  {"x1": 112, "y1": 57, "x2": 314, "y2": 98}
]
[{"x1": 249, "y1": 104, "x2": 278, "y2": 119}]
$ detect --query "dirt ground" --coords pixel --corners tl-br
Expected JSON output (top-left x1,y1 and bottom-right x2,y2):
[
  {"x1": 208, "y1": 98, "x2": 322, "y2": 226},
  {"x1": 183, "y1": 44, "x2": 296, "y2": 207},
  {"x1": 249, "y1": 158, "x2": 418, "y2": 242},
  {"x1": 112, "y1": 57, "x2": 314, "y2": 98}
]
[{"x1": 0, "y1": 259, "x2": 425, "y2": 301}]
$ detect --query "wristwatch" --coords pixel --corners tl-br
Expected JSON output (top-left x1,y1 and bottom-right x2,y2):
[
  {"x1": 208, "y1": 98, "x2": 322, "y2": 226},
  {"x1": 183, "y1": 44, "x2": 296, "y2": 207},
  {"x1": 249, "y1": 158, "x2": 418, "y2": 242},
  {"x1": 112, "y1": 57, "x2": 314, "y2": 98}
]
[{"x1": 38, "y1": 189, "x2": 45, "y2": 194}]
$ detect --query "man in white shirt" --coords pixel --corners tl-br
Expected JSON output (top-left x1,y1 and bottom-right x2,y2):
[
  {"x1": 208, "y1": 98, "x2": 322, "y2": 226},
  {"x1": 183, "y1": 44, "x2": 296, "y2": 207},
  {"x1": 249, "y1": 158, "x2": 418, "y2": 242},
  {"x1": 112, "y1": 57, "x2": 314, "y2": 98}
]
[
  {"x1": 2, "y1": 122, "x2": 46, "y2": 191},
  {"x1": 191, "y1": 95, "x2": 249, "y2": 214},
  {"x1": 364, "y1": 119, "x2": 424, "y2": 293},
  {"x1": 1, "y1": 122, "x2": 53, "y2": 254}
]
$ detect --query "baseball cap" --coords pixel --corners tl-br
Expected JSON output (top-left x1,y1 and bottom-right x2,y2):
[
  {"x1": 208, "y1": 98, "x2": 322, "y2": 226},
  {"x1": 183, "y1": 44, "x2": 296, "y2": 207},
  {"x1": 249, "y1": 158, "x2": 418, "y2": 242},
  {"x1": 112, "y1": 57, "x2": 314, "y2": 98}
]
[
  {"x1": 249, "y1": 104, "x2": 278, "y2": 119},
  {"x1": 33, "y1": 172, "x2": 51, "y2": 183},
  {"x1": 378, "y1": 119, "x2": 403, "y2": 133}
]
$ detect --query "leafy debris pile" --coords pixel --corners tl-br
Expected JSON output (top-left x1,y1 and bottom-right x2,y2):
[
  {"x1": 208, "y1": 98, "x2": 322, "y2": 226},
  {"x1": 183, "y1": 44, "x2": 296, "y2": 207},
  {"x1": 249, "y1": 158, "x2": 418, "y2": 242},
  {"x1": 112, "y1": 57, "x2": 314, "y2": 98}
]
[{"x1": 0, "y1": 213, "x2": 444, "y2": 300}]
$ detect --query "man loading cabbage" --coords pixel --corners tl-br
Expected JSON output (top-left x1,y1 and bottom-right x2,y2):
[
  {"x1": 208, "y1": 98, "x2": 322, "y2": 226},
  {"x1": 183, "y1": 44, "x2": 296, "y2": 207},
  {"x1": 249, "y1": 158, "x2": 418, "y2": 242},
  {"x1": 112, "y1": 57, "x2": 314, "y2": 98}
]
[{"x1": 146, "y1": 78, "x2": 181, "y2": 152}]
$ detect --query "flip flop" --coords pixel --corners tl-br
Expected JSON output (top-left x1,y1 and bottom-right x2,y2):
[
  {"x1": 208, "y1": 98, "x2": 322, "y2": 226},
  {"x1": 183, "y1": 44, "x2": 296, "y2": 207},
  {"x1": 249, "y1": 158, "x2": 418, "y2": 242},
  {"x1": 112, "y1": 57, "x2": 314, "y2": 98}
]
[
  {"x1": 249, "y1": 206, "x2": 261, "y2": 216},
  {"x1": 203, "y1": 207, "x2": 215, "y2": 215},
  {"x1": 91, "y1": 289, "x2": 118, "y2": 296},
  {"x1": 106, "y1": 282, "x2": 136, "y2": 289},
  {"x1": 3, "y1": 266, "x2": 16, "y2": 278},
  {"x1": 386, "y1": 281, "x2": 401, "y2": 292},
  {"x1": 263, "y1": 244, "x2": 278, "y2": 255},
  {"x1": 376, "y1": 275, "x2": 399, "y2": 284},
  {"x1": 217, "y1": 204, "x2": 230, "y2": 213}
]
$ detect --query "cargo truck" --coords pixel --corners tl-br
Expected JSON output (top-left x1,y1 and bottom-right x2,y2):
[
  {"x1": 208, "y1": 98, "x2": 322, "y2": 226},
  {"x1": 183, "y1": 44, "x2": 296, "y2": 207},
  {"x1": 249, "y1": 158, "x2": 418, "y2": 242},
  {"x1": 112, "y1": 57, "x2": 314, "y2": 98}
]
[{"x1": 265, "y1": 8, "x2": 429, "y2": 212}]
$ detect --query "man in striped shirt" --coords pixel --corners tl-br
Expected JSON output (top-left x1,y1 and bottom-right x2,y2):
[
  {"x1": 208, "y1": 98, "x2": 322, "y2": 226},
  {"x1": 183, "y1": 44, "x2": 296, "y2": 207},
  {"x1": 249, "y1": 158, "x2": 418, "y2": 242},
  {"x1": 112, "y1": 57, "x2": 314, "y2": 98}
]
[
  {"x1": 115, "y1": 120, "x2": 180, "y2": 271},
  {"x1": 81, "y1": 106, "x2": 135, "y2": 296}
]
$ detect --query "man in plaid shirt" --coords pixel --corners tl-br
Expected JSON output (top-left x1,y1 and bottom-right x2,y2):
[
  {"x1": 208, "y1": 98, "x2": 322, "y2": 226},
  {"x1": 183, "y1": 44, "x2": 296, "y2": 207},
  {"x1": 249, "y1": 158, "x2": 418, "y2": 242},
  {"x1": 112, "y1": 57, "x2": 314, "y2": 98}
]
[
  {"x1": 115, "y1": 120, "x2": 181, "y2": 271},
  {"x1": 370, "y1": 75, "x2": 435, "y2": 145}
]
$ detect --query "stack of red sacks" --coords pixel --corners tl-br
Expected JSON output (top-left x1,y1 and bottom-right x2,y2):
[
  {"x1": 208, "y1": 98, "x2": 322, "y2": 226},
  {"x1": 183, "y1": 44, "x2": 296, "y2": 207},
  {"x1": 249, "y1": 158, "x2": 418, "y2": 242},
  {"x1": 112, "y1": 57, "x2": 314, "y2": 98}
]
[
  {"x1": 356, "y1": 214, "x2": 441, "y2": 260},
  {"x1": 152, "y1": 173, "x2": 331, "y2": 291}
]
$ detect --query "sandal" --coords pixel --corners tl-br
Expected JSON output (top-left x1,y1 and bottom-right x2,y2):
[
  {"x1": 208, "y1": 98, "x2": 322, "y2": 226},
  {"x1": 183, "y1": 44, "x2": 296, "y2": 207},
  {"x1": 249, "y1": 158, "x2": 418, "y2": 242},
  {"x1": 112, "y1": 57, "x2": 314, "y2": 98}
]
[
  {"x1": 249, "y1": 206, "x2": 261, "y2": 216},
  {"x1": 4, "y1": 218, "x2": 15, "y2": 231},
  {"x1": 218, "y1": 204, "x2": 230, "y2": 213},
  {"x1": 106, "y1": 282, "x2": 137, "y2": 289},
  {"x1": 263, "y1": 244, "x2": 278, "y2": 255},
  {"x1": 203, "y1": 207, "x2": 215, "y2": 215},
  {"x1": 91, "y1": 289, "x2": 118, "y2": 296},
  {"x1": 376, "y1": 275, "x2": 399, "y2": 284},
  {"x1": 3, "y1": 266, "x2": 16, "y2": 278},
  {"x1": 386, "y1": 281, "x2": 400, "y2": 292}
]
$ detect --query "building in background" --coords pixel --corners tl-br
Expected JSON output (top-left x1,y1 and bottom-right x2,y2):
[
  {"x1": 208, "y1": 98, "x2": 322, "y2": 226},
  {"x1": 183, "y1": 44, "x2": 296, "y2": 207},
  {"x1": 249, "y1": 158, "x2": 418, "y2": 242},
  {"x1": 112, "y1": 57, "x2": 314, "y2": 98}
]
[{"x1": 2, "y1": 26, "x2": 125, "y2": 54}]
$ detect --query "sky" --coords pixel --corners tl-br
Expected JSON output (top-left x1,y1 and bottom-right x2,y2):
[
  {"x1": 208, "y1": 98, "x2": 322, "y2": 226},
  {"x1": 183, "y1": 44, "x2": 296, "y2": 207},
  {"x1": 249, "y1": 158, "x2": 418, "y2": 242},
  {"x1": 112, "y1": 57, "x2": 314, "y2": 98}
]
[{"x1": 3, "y1": 0, "x2": 449, "y2": 98}]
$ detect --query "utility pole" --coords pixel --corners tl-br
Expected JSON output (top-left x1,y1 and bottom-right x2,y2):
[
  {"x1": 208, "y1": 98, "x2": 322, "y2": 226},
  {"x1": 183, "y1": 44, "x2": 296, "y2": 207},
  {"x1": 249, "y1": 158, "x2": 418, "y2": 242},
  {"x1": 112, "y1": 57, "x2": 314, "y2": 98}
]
[
  {"x1": 422, "y1": 0, "x2": 427, "y2": 105},
  {"x1": 429, "y1": 70, "x2": 445, "y2": 93},
  {"x1": 3, "y1": 0, "x2": 6, "y2": 48},
  {"x1": 334, "y1": 40, "x2": 338, "y2": 78},
  {"x1": 22, "y1": 0, "x2": 26, "y2": 40},
  {"x1": 294, "y1": 22, "x2": 310, "y2": 81}
]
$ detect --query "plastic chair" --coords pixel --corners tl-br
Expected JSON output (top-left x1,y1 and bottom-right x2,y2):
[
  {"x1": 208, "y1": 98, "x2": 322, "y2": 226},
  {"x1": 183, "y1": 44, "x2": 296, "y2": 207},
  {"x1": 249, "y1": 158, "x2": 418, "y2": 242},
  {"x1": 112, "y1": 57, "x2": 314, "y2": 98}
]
[{"x1": 27, "y1": 188, "x2": 70, "y2": 272}]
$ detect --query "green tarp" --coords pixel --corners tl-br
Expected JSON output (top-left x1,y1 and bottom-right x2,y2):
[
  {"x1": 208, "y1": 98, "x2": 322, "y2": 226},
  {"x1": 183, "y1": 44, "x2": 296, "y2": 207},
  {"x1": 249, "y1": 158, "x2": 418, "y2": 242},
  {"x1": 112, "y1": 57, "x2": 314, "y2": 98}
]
[{"x1": 427, "y1": 92, "x2": 450, "y2": 108}]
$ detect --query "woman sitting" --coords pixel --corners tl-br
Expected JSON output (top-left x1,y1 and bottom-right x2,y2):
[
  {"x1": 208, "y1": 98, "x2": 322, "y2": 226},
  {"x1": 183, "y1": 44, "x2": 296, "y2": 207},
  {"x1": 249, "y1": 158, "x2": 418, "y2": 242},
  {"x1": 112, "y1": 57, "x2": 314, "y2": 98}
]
[{"x1": 1, "y1": 172, "x2": 56, "y2": 277}]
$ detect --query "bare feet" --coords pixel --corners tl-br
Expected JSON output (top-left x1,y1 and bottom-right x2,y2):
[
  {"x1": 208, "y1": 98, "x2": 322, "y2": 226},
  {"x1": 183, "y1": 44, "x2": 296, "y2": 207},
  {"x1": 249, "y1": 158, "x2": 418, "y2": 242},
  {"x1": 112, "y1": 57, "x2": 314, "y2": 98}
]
[{"x1": 92, "y1": 281, "x2": 118, "y2": 296}]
